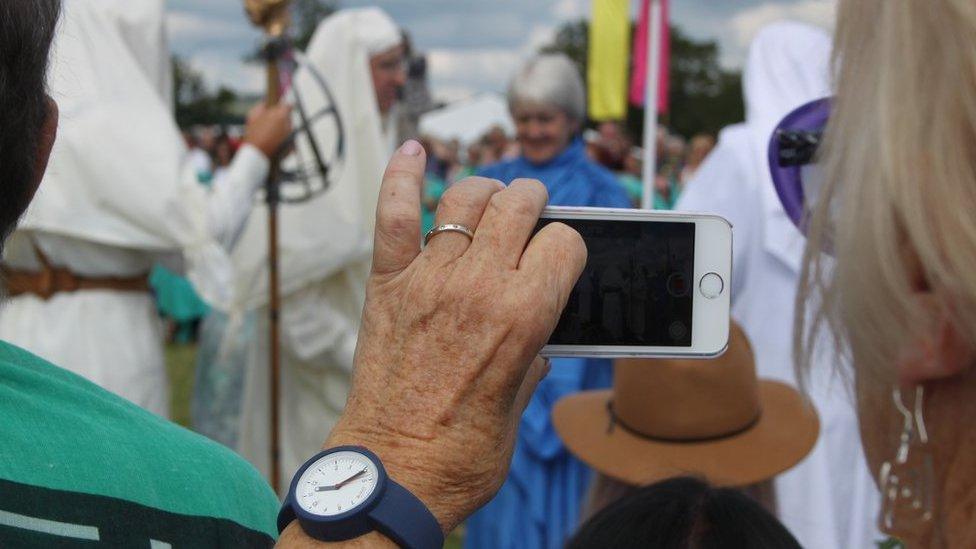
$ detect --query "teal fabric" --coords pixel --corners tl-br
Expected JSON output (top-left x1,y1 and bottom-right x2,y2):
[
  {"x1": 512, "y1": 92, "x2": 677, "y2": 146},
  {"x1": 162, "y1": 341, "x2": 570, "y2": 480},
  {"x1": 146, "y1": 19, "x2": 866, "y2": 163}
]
[
  {"x1": 0, "y1": 340, "x2": 279, "y2": 544},
  {"x1": 191, "y1": 310, "x2": 255, "y2": 449},
  {"x1": 149, "y1": 265, "x2": 210, "y2": 342},
  {"x1": 421, "y1": 175, "x2": 447, "y2": 235},
  {"x1": 615, "y1": 173, "x2": 681, "y2": 210}
]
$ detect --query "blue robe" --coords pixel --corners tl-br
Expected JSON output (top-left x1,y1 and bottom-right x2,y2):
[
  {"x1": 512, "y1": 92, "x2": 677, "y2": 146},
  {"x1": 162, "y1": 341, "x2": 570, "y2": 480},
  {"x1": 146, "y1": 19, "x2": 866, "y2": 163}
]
[{"x1": 465, "y1": 138, "x2": 630, "y2": 549}]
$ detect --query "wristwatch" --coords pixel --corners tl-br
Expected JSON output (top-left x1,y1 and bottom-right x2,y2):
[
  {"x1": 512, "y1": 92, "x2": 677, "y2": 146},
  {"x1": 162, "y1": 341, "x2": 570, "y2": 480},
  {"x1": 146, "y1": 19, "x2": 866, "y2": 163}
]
[{"x1": 277, "y1": 446, "x2": 443, "y2": 548}]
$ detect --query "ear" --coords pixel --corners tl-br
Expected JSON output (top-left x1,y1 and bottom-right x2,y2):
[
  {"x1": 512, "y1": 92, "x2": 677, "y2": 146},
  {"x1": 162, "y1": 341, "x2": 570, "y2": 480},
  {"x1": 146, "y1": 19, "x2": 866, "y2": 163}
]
[
  {"x1": 898, "y1": 315, "x2": 975, "y2": 386},
  {"x1": 897, "y1": 246, "x2": 975, "y2": 384},
  {"x1": 30, "y1": 96, "x2": 59, "y2": 197}
]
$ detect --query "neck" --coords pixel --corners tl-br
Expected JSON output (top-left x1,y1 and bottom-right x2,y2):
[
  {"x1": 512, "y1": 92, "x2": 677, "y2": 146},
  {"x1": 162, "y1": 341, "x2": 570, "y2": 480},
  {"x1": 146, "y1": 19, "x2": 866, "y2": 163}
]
[{"x1": 913, "y1": 373, "x2": 976, "y2": 546}]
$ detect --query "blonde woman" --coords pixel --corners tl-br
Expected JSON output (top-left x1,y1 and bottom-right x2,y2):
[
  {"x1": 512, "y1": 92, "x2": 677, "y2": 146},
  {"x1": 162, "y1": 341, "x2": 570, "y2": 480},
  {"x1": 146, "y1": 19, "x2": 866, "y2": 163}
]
[{"x1": 788, "y1": 0, "x2": 976, "y2": 545}]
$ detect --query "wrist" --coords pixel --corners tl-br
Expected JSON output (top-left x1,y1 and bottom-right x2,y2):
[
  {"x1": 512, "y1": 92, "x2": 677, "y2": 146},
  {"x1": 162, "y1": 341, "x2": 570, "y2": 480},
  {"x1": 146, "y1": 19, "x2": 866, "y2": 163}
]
[{"x1": 242, "y1": 137, "x2": 274, "y2": 159}]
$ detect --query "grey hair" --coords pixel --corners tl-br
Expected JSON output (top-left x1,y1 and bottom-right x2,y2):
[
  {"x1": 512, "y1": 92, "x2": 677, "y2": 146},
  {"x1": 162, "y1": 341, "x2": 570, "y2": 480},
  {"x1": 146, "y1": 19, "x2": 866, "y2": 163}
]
[{"x1": 507, "y1": 54, "x2": 586, "y2": 122}]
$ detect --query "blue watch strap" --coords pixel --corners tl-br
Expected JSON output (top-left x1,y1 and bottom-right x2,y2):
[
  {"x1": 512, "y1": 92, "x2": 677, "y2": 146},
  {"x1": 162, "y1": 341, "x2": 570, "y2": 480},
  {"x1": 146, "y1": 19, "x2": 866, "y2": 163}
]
[
  {"x1": 369, "y1": 480, "x2": 443, "y2": 549},
  {"x1": 277, "y1": 502, "x2": 296, "y2": 535}
]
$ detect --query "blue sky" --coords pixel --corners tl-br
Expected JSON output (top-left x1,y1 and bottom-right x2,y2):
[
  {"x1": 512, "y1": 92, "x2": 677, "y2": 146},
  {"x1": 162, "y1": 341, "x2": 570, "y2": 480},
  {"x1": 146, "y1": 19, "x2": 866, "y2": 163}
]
[{"x1": 166, "y1": 0, "x2": 834, "y2": 101}]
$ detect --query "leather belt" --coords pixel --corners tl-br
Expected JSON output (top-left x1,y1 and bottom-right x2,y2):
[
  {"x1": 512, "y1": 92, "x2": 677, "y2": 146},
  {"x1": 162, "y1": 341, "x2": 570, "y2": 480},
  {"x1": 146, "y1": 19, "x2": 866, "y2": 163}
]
[{"x1": 1, "y1": 243, "x2": 149, "y2": 300}]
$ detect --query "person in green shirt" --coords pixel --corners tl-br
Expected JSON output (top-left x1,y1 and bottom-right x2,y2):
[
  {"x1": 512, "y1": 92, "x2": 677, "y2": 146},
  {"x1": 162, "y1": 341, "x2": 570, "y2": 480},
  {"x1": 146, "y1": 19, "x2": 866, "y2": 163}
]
[
  {"x1": 0, "y1": 3, "x2": 278, "y2": 546},
  {"x1": 0, "y1": 341, "x2": 280, "y2": 546}
]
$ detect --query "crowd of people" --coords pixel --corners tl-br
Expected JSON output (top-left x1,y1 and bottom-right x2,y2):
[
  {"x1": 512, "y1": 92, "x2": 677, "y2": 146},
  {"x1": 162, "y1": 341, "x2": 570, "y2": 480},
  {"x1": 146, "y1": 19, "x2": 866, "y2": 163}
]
[
  {"x1": 2, "y1": 1, "x2": 975, "y2": 548},
  {"x1": 416, "y1": 121, "x2": 715, "y2": 232}
]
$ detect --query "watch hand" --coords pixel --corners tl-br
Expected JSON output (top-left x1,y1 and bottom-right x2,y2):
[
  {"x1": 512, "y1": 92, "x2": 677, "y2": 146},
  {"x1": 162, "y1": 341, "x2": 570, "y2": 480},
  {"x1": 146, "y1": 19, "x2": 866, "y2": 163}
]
[
  {"x1": 314, "y1": 469, "x2": 368, "y2": 492},
  {"x1": 335, "y1": 468, "x2": 368, "y2": 489}
]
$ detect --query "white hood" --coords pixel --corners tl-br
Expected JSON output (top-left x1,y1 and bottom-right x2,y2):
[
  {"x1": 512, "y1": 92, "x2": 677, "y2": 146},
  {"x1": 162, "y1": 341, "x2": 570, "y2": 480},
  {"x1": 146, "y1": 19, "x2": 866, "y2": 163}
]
[
  {"x1": 743, "y1": 21, "x2": 832, "y2": 273},
  {"x1": 229, "y1": 7, "x2": 402, "y2": 309},
  {"x1": 17, "y1": 0, "x2": 231, "y2": 305}
]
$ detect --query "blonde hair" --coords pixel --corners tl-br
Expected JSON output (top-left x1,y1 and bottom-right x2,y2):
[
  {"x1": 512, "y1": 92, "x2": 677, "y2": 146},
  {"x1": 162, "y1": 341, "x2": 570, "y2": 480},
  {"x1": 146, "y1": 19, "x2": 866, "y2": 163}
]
[{"x1": 798, "y1": 0, "x2": 976, "y2": 385}]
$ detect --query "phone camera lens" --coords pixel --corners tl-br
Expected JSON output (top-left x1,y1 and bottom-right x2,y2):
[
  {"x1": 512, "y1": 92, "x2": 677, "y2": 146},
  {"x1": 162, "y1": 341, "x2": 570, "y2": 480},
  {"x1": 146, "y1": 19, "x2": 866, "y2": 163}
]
[
  {"x1": 668, "y1": 321, "x2": 688, "y2": 341},
  {"x1": 666, "y1": 272, "x2": 690, "y2": 297}
]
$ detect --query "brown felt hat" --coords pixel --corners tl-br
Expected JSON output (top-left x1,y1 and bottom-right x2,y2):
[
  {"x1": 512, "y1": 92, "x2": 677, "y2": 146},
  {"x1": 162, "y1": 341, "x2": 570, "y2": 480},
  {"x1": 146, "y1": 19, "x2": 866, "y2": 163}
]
[{"x1": 553, "y1": 324, "x2": 819, "y2": 487}]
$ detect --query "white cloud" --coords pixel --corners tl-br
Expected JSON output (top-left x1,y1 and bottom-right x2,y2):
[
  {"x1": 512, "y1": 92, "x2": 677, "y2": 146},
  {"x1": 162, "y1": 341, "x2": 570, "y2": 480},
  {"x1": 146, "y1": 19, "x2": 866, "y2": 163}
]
[
  {"x1": 427, "y1": 48, "x2": 523, "y2": 94},
  {"x1": 164, "y1": 0, "x2": 836, "y2": 100},
  {"x1": 166, "y1": 10, "x2": 257, "y2": 48},
  {"x1": 431, "y1": 85, "x2": 480, "y2": 104},
  {"x1": 551, "y1": 0, "x2": 588, "y2": 21},
  {"x1": 166, "y1": 9, "x2": 263, "y2": 94},
  {"x1": 522, "y1": 24, "x2": 557, "y2": 55},
  {"x1": 725, "y1": 0, "x2": 836, "y2": 66},
  {"x1": 185, "y1": 51, "x2": 265, "y2": 95}
]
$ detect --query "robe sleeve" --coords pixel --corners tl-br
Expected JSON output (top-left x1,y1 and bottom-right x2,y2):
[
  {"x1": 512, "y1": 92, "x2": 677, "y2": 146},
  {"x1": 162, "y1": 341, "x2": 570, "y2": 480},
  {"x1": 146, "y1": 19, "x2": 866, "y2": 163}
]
[
  {"x1": 206, "y1": 144, "x2": 270, "y2": 250},
  {"x1": 279, "y1": 281, "x2": 359, "y2": 370}
]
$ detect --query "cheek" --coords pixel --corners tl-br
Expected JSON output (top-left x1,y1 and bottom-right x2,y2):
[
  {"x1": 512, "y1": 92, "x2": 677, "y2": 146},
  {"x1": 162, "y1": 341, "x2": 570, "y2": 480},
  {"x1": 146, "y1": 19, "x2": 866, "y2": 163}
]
[{"x1": 539, "y1": 124, "x2": 560, "y2": 142}]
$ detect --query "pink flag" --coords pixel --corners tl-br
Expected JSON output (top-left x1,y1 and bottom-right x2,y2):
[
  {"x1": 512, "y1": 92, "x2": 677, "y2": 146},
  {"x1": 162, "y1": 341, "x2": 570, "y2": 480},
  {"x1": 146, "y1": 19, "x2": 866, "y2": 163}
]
[{"x1": 629, "y1": 0, "x2": 670, "y2": 113}]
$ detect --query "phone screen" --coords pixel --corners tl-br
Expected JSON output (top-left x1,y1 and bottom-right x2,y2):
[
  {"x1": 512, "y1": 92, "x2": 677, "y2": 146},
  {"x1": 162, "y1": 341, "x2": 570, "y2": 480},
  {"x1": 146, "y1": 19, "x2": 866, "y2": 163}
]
[{"x1": 538, "y1": 218, "x2": 696, "y2": 347}]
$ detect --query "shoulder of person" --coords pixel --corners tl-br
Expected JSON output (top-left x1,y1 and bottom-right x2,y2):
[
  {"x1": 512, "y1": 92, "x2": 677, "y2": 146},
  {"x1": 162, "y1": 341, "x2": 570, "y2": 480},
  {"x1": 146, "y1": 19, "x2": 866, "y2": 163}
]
[
  {"x1": 580, "y1": 159, "x2": 632, "y2": 207},
  {"x1": 475, "y1": 159, "x2": 517, "y2": 183},
  {"x1": 0, "y1": 341, "x2": 279, "y2": 545},
  {"x1": 678, "y1": 125, "x2": 758, "y2": 210}
]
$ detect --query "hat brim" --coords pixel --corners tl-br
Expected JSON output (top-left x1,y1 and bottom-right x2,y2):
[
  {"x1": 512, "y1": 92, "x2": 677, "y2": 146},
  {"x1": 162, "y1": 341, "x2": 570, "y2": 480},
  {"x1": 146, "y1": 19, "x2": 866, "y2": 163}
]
[{"x1": 552, "y1": 380, "x2": 819, "y2": 487}]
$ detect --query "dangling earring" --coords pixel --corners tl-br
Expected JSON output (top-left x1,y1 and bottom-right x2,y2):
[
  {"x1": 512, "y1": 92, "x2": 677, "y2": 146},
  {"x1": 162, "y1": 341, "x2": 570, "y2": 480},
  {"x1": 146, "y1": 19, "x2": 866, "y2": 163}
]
[{"x1": 878, "y1": 386, "x2": 935, "y2": 533}]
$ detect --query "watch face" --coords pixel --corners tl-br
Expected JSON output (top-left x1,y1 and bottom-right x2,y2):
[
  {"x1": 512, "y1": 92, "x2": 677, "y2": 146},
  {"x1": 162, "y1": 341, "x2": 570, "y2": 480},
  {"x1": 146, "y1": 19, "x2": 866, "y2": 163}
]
[{"x1": 296, "y1": 450, "x2": 381, "y2": 517}]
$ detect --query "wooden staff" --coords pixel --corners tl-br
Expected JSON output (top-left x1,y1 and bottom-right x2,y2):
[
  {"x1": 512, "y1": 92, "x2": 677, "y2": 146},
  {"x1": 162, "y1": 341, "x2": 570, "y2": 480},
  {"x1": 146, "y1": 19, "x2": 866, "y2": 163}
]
[{"x1": 244, "y1": 0, "x2": 291, "y2": 495}]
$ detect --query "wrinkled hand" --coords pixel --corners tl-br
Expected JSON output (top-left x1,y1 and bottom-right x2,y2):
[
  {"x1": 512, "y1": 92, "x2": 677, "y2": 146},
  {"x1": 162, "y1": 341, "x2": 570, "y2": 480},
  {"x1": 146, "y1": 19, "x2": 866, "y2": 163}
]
[
  {"x1": 243, "y1": 102, "x2": 292, "y2": 159},
  {"x1": 324, "y1": 140, "x2": 586, "y2": 534}
]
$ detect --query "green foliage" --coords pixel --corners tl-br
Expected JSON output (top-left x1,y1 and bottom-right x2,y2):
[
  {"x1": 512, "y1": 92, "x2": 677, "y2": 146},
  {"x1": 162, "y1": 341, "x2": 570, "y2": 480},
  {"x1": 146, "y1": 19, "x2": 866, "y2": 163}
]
[
  {"x1": 172, "y1": 55, "x2": 243, "y2": 127},
  {"x1": 165, "y1": 343, "x2": 197, "y2": 429},
  {"x1": 667, "y1": 26, "x2": 744, "y2": 139},
  {"x1": 540, "y1": 20, "x2": 745, "y2": 140},
  {"x1": 541, "y1": 20, "x2": 588, "y2": 78}
]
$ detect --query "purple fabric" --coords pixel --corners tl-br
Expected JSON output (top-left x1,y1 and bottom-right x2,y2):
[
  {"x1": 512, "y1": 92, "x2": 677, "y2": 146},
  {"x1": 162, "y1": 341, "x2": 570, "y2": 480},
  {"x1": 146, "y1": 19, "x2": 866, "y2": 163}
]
[{"x1": 767, "y1": 97, "x2": 832, "y2": 234}]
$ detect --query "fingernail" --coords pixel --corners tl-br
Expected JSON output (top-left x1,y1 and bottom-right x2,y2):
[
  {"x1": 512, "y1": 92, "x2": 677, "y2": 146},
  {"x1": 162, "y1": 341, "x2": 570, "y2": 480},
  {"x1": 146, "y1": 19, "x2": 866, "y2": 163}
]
[{"x1": 399, "y1": 139, "x2": 422, "y2": 156}]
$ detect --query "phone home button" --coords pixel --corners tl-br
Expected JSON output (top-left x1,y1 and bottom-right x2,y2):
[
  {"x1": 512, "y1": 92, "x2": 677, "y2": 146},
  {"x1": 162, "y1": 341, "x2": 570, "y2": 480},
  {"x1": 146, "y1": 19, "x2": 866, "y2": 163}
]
[{"x1": 699, "y1": 272, "x2": 724, "y2": 299}]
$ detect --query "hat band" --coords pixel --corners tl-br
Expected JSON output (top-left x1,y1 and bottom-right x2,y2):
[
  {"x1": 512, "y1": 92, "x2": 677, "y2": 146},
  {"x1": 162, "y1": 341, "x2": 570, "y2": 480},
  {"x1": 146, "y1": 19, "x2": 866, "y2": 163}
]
[{"x1": 606, "y1": 400, "x2": 762, "y2": 444}]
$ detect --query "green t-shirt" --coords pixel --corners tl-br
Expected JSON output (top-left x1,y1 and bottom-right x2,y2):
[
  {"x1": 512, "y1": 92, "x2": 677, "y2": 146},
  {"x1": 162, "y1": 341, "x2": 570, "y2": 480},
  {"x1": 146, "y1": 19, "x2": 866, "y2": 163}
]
[{"x1": 0, "y1": 340, "x2": 279, "y2": 547}]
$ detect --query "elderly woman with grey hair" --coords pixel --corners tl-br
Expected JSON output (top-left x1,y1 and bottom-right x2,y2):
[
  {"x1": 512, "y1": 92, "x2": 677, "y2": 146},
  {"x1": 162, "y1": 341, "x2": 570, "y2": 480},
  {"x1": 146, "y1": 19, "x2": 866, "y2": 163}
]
[{"x1": 465, "y1": 54, "x2": 630, "y2": 549}]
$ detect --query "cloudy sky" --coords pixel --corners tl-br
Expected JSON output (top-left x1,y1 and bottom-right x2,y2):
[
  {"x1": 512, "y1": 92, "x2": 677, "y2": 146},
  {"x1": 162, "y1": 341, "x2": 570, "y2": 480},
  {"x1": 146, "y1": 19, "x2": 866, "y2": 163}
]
[{"x1": 166, "y1": 0, "x2": 834, "y2": 101}]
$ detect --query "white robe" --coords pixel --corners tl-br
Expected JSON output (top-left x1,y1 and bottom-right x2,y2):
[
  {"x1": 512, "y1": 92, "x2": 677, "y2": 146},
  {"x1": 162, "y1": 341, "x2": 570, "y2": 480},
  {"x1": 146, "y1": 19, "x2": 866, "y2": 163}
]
[
  {"x1": 0, "y1": 0, "x2": 267, "y2": 416},
  {"x1": 676, "y1": 21, "x2": 882, "y2": 548},
  {"x1": 231, "y1": 8, "x2": 401, "y2": 490}
]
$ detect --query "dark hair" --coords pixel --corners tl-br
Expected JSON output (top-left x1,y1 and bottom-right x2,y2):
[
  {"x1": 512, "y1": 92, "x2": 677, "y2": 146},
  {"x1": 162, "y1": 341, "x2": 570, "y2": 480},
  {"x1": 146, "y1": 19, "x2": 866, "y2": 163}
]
[
  {"x1": 567, "y1": 477, "x2": 801, "y2": 549},
  {"x1": 0, "y1": 0, "x2": 61, "y2": 241}
]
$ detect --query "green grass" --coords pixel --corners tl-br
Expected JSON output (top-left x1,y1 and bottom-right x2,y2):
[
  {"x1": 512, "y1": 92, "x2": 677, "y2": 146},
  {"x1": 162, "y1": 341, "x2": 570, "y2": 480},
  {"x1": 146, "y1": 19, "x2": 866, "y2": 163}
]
[
  {"x1": 165, "y1": 343, "x2": 197, "y2": 429},
  {"x1": 165, "y1": 342, "x2": 466, "y2": 546}
]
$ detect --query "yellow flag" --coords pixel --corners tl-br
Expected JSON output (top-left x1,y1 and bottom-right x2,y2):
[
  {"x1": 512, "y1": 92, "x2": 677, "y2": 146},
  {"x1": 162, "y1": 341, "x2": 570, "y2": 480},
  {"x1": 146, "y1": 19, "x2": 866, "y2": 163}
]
[{"x1": 588, "y1": 0, "x2": 631, "y2": 120}]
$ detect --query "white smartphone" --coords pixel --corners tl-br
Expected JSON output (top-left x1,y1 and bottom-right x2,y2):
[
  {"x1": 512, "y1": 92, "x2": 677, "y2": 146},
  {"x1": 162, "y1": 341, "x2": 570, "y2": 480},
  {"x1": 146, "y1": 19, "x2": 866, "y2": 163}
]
[{"x1": 538, "y1": 206, "x2": 732, "y2": 359}]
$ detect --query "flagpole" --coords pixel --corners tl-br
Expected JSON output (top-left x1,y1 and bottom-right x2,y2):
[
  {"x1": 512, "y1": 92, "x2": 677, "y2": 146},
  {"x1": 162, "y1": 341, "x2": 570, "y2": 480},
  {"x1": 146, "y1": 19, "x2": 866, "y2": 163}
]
[{"x1": 641, "y1": 0, "x2": 662, "y2": 209}]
